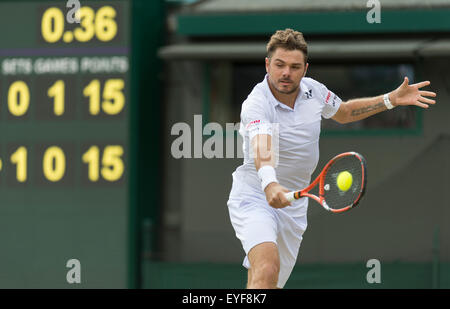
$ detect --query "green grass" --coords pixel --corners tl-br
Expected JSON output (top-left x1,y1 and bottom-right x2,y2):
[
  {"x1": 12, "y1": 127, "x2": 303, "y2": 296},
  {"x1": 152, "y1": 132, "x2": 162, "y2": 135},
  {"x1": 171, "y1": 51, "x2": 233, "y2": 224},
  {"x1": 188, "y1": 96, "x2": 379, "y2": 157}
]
[{"x1": 142, "y1": 261, "x2": 449, "y2": 289}]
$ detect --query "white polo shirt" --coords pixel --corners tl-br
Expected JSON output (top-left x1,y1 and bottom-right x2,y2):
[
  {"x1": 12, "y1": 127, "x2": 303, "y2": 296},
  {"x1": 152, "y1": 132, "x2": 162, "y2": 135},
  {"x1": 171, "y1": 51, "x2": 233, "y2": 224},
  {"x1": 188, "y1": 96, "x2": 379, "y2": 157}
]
[{"x1": 228, "y1": 74, "x2": 342, "y2": 217}]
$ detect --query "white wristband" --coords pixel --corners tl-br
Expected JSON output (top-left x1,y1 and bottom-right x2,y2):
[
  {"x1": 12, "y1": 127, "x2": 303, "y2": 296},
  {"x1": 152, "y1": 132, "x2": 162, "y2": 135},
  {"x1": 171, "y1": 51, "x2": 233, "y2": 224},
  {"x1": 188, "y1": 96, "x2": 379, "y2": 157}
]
[
  {"x1": 383, "y1": 93, "x2": 395, "y2": 110},
  {"x1": 257, "y1": 165, "x2": 278, "y2": 191}
]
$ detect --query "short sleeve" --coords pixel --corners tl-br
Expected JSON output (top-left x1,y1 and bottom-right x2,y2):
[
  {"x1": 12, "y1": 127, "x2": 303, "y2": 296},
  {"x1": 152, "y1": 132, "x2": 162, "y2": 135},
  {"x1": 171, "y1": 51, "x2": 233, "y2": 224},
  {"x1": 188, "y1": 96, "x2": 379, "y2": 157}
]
[
  {"x1": 240, "y1": 98, "x2": 273, "y2": 142},
  {"x1": 317, "y1": 82, "x2": 342, "y2": 119}
]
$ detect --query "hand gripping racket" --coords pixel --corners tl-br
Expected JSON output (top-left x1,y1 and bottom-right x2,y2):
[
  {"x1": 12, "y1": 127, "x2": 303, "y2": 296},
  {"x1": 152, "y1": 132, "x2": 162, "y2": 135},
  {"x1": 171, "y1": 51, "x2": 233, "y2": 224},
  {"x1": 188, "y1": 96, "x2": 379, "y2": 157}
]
[{"x1": 285, "y1": 152, "x2": 367, "y2": 213}]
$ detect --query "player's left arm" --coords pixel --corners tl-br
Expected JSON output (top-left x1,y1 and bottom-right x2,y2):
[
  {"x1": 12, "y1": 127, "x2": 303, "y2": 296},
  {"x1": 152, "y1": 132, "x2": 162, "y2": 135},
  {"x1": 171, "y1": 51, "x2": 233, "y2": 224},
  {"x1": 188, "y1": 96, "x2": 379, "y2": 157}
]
[{"x1": 332, "y1": 77, "x2": 437, "y2": 124}]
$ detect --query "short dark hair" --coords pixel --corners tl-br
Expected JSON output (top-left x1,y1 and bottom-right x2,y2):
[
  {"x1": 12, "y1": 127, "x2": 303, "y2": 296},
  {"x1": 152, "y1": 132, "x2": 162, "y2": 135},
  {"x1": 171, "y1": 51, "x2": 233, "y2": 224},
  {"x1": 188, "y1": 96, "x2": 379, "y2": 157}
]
[{"x1": 266, "y1": 28, "x2": 308, "y2": 63}]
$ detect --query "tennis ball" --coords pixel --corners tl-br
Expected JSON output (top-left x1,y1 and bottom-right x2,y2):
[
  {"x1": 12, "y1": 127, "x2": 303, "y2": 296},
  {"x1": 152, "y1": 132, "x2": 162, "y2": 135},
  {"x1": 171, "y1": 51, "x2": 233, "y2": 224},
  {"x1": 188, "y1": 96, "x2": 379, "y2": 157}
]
[{"x1": 336, "y1": 171, "x2": 353, "y2": 192}]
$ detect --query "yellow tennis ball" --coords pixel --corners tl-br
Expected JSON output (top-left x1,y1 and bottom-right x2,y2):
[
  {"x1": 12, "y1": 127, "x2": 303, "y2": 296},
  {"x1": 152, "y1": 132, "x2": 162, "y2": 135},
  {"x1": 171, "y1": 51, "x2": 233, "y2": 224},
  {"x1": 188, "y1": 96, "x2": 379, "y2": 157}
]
[{"x1": 337, "y1": 171, "x2": 353, "y2": 192}]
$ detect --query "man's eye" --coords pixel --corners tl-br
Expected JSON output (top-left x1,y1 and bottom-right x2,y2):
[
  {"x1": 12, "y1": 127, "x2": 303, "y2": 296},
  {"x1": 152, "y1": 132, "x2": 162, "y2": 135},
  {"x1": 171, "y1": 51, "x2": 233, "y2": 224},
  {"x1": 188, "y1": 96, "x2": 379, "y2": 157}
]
[{"x1": 276, "y1": 64, "x2": 283, "y2": 68}]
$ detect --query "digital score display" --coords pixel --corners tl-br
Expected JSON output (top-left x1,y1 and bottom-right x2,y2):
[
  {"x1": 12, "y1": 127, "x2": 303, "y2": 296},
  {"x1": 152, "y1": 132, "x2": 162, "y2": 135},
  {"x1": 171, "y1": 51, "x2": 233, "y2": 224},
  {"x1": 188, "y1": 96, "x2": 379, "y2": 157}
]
[{"x1": 0, "y1": 1, "x2": 131, "y2": 288}]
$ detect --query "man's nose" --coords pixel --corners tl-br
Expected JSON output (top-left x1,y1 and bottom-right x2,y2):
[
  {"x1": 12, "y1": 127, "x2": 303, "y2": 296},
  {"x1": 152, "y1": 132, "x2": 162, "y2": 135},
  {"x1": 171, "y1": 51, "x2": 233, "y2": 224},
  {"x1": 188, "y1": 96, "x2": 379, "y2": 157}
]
[{"x1": 282, "y1": 67, "x2": 290, "y2": 77}]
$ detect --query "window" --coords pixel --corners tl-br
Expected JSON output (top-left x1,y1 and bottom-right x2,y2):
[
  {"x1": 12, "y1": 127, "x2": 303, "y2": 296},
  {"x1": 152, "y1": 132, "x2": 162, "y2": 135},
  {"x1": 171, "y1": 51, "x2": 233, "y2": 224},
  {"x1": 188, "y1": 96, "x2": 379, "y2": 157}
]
[
  {"x1": 308, "y1": 63, "x2": 418, "y2": 134},
  {"x1": 206, "y1": 61, "x2": 420, "y2": 135}
]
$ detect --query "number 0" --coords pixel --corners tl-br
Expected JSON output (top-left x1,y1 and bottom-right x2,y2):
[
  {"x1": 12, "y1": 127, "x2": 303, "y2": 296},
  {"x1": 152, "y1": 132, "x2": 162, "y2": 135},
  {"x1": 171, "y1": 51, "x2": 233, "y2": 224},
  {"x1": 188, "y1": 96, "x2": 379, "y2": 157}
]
[
  {"x1": 8, "y1": 81, "x2": 30, "y2": 116},
  {"x1": 43, "y1": 146, "x2": 66, "y2": 182},
  {"x1": 41, "y1": 7, "x2": 65, "y2": 43}
]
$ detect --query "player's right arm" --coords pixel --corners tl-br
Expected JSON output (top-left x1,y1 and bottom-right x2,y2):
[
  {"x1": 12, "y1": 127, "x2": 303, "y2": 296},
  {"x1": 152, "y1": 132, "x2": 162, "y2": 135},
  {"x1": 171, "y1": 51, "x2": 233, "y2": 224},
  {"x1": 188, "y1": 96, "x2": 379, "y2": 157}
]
[
  {"x1": 252, "y1": 134, "x2": 291, "y2": 209},
  {"x1": 241, "y1": 92, "x2": 291, "y2": 208}
]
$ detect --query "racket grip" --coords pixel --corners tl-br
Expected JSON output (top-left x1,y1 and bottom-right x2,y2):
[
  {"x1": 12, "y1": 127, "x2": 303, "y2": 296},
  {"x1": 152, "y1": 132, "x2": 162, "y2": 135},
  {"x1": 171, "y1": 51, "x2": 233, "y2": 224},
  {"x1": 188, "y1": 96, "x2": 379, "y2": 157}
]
[{"x1": 284, "y1": 191, "x2": 296, "y2": 202}]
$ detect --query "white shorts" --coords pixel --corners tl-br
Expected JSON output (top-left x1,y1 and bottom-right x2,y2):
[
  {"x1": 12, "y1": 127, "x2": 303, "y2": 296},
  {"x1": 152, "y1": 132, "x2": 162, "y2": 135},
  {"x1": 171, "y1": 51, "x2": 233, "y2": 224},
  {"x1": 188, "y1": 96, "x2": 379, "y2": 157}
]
[{"x1": 227, "y1": 196, "x2": 308, "y2": 288}]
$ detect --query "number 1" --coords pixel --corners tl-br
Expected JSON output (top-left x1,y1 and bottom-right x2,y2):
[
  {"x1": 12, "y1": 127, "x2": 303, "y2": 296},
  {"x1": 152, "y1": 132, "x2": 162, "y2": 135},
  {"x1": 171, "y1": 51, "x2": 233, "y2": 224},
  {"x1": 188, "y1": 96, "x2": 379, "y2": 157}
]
[
  {"x1": 82, "y1": 146, "x2": 100, "y2": 181},
  {"x1": 11, "y1": 147, "x2": 27, "y2": 182},
  {"x1": 48, "y1": 80, "x2": 65, "y2": 116}
]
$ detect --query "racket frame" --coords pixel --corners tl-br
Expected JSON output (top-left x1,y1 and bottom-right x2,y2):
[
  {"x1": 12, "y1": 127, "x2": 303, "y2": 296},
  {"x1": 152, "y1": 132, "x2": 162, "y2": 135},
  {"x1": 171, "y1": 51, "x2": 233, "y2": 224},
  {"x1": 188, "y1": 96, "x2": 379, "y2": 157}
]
[{"x1": 287, "y1": 151, "x2": 367, "y2": 213}]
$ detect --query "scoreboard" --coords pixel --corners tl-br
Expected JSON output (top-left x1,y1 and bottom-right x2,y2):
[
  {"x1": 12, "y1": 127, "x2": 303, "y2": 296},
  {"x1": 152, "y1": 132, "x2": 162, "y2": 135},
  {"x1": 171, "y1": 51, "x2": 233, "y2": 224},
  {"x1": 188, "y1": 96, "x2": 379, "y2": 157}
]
[{"x1": 0, "y1": 1, "x2": 135, "y2": 288}]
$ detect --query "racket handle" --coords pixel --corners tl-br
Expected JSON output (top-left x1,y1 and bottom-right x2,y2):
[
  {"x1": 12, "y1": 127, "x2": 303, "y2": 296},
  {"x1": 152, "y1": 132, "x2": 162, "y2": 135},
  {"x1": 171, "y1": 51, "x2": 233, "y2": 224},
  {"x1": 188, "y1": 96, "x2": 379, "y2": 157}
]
[{"x1": 284, "y1": 191, "x2": 296, "y2": 202}]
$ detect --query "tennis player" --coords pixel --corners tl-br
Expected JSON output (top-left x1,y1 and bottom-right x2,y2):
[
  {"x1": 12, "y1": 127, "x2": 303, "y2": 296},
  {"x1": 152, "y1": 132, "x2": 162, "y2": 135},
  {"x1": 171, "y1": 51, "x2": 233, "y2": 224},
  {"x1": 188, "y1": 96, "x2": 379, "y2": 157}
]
[{"x1": 227, "y1": 28, "x2": 436, "y2": 289}]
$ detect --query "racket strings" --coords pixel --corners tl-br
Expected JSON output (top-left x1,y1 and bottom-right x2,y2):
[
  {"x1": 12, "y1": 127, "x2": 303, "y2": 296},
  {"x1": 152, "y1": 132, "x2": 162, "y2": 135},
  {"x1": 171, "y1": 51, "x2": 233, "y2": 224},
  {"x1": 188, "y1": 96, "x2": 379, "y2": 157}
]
[{"x1": 323, "y1": 155, "x2": 364, "y2": 210}]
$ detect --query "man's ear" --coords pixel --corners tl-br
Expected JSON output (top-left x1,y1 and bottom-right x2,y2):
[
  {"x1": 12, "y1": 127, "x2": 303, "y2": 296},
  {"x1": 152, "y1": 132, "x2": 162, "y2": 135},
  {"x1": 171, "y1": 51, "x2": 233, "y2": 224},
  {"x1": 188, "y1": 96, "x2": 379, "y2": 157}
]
[
  {"x1": 303, "y1": 63, "x2": 309, "y2": 77},
  {"x1": 265, "y1": 57, "x2": 270, "y2": 73}
]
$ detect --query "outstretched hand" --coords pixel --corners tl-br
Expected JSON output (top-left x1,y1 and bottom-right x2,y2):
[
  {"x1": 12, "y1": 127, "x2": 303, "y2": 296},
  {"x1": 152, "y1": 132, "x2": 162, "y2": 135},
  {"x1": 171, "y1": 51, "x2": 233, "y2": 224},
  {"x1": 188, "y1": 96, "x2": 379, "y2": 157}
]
[{"x1": 389, "y1": 77, "x2": 436, "y2": 109}]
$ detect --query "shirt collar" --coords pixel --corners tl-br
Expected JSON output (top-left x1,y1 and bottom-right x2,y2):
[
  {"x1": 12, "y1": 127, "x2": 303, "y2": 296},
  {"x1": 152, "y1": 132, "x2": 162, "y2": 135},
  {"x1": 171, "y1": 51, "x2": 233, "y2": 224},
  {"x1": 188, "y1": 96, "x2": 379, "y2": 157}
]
[{"x1": 264, "y1": 74, "x2": 307, "y2": 111}]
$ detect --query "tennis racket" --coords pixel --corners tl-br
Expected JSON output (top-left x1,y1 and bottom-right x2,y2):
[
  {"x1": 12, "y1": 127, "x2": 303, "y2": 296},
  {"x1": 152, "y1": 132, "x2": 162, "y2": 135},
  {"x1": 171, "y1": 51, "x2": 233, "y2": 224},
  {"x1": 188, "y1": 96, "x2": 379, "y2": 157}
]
[{"x1": 285, "y1": 151, "x2": 367, "y2": 213}]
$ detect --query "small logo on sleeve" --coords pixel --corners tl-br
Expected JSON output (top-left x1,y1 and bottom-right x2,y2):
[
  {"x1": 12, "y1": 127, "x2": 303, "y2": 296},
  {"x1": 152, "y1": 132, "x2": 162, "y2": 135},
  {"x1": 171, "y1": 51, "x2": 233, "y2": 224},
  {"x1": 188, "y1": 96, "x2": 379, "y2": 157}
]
[
  {"x1": 332, "y1": 95, "x2": 337, "y2": 107},
  {"x1": 246, "y1": 119, "x2": 260, "y2": 129},
  {"x1": 325, "y1": 92, "x2": 338, "y2": 107},
  {"x1": 325, "y1": 91, "x2": 331, "y2": 103}
]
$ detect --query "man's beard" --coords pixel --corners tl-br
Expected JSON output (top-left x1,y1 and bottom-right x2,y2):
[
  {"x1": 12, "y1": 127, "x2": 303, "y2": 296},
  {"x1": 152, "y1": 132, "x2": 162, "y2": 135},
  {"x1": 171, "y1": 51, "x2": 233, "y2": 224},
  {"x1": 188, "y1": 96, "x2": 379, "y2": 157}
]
[{"x1": 271, "y1": 79, "x2": 299, "y2": 95}]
